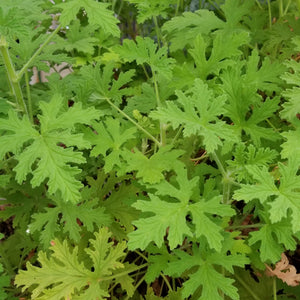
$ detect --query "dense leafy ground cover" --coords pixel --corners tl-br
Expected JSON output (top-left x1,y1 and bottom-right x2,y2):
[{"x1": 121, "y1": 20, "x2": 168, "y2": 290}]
[{"x1": 1, "y1": 0, "x2": 300, "y2": 299}]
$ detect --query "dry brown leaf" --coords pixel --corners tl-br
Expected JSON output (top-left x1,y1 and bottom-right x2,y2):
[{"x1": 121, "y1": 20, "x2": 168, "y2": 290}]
[{"x1": 265, "y1": 253, "x2": 300, "y2": 286}]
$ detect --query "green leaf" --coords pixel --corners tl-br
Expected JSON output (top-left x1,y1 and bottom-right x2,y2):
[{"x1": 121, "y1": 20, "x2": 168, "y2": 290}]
[
  {"x1": 242, "y1": 49, "x2": 285, "y2": 93},
  {"x1": 15, "y1": 228, "x2": 127, "y2": 300},
  {"x1": 0, "y1": 0, "x2": 46, "y2": 38},
  {"x1": 126, "y1": 0, "x2": 177, "y2": 23},
  {"x1": 248, "y1": 218, "x2": 296, "y2": 263},
  {"x1": 162, "y1": 9, "x2": 224, "y2": 52},
  {"x1": 62, "y1": 20, "x2": 98, "y2": 55},
  {"x1": 115, "y1": 37, "x2": 175, "y2": 80},
  {"x1": 128, "y1": 167, "x2": 234, "y2": 251},
  {"x1": 281, "y1": 39, "x2": 300, "y2": 123},
  {"x1": 227, "y1": 143, "x2": 278, "y2": 182},
  {"x1": 233, "y1": 268, "x2": 273, "y2": 300},
  {"x1": 0, "y1": 238, "x2": 9, "y2": 300},
  {"x1": 189, "y1": 31, "x2": 250, "y2": 80},
  {"x1": 83, "y1": 170, "x2": 140, "y2": 239},
  {"x1": 100, "y1": 184, "x2": 140, "y2": 238},
  {"x1": 0, "y1": 95, "x2": 99, "y2": 202},
  {"x1": 88, "y1": 118, "x2": 137, "y2": 173},
  {"x1": 151, "y1": 79, "x2": 236, "y2": 153},
  {"x1": 281, "y1": 125, "x2": 300, "y2": 163},
  {"x1": 30, "y1": 197, "x2": 111, "y2": 249},
  {"x1": 78, "y1": 63, "x2": 135, "y2": 105},
  {"x1": 221, "y1": 0, "x2": 254, "y2": 28},
  {"x1": 57, "y1": 0, "x2": 120, "y2": 37},
  {"x1": 123, "y1": 145, "x2": 184, "y2": 184},
  {"x1": 234, "y1": 162, "x2": 300, "y2": 233},
  {"x1": 166, "y1": 245, "x2": 249, "y2": 299}
]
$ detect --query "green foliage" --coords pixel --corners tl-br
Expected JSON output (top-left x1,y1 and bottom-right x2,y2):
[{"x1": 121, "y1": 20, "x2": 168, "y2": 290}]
[
  {"x1": 1, "y1": 0, "x2": 300, "y2": 299},
  {"x1": 166, "y1": 243, "x2": 249, "y2": 299},
  {"x1": 151, "y1": 79, "x2": 236, "y2": 153},
  {"x1": 128, "y1": 167, "x2": 234, "y2": 251},
  {"x1": 234, "y1": 162, "x2": 300, "y2": 233},
  {"x1": 115, "y1": 36, "x2": 175, "y2": 80},
  {"x1": 0, "y1": 94, "x2": 99, "y2": 203},
  {"x1": 126, "y1": 0, "x2": 177, "y2": 23},
  {"x1": 57, "y1": 0, "x2": 119, "y2": 37},
  {"x1": 0, "y1": 233, "x2": 9, "y2": 300},
  {"x1": 15, "y1": 228, "x2": 128, "y2": 299}
]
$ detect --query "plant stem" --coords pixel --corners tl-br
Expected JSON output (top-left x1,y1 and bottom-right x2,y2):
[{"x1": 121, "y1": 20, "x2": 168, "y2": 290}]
[
  {"x1": 17, "y1": 24, "x2": 62, "y2": 81},
  {"x1": 104, "y1": 96, "x2": 162, "y2": 147},
  {"x1": 102, "y1": 263, "x2": 148, "y2": 281},
  {"x1": 226, "y1": 223, "x2": 264, "y2": 230},
  {"x1": 273, "y1": 277, "x2": 277, "y2": 300},
  {"x1": 171, "y1": 125, "x2": 183, "y2": 145},
  {"x1": 153, "y1": 73, "x2": 167, "y2": 146},
  {"x1": 0, "y1": 36, "x2": 28, "y2": 115},
  {"x1": 297, "y1": 0, "x2": 300, "y2": 13},
  {"x1": 25, "y1": 70, "x2": 33, "y2": 123},
  {"x1": 283, "y1": 0, "x2": 292, "y2": 15},
  {"x1": 255, "y1": 0, "x2": 263, "y2": 9},
  {"x1": 267, "y1": 0, "x2": 272, "y2": 28},
  {"x1": 234, "y1": 273, "x2": 261, "y2": 300},
  {"x1": 222, "y1": 180, "x2": 231, "y2": 205},
  {"x1": 278, "y1": 0, "x2": 283, "y2": 17},
  {"x1": 161, "y1": 273, "x2": 173, "y2": 291},
  {"x1": 153, "y1": 16, "x2": 162, "y2": 47},
  {"x1": 212, "y1": 152, "x2": 227, "y2": 178},
  {"x1": 175, "y1": 0, "x2": 181, "y2": 16},
  {"x1": 135, "y1": 250, "x2": 172, "y2": 292},
  {"x1": 212, "y1": 152, "x2": 234, "y2": 204},
  {"x1": 141, "y1": 64, "x2": 150, "y2": 80}
]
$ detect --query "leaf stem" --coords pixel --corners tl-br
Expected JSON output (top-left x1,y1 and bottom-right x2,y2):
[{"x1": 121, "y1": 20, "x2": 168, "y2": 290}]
[
  {"x1": 161, "y1": 273, "x2": 173, "y2": 291},
  {"x1": 255, "y1": 0, "x2": 263, "y2": 9},
  {"x1": 273, "y1": 277, "x2": 277, "y2": 300},
  {"x1": 234, "y1": 273, "x2": 261, "y2": 300},
  {"x1": 25, "y1": 70, "x2": 33, "y2": 123},
  {"x1": 297, "y1": 0, "x2": 300, "y2": 13},
  {"x1": 17, "y1": 24, "x2": 62, "y2": 81},
  {"x1": 211, "y1": 152, "x2": 227, "y2": 178},
  {"x1": 141, "y1": 64, "x2": 150, "y2": 80},
  {"x1": 153, "y1": 73, "x2": 167, "y2": 146},
  {"x1": 0, "y1": 36, "x2": 28, "y2": 115},
  {"x1": 211, "y1": 152, "x2": 233, "y2": 204},
  {"x1": 278, "y1": 0, "x2": 283, "y2": 17},
  {"x1": 102, "y1": 263, "x2": 148, "y2": 281},
  {"x1": 226, "y1": 223, "x2": 264, "y2": 230},
  {"x1": 103, "y1": 96, "x2": 162, "y2": 147},
  {"x1": 135, "y1": 250, "x2": 172, "y2": 292},
  {"x1": 267, "y1": 0, "x2": 272, "y2": 28},
  {"x1": 283, "y1": 0, "x2": 292, "y2": 15},
  {"x1": 153, "y1": 16, "x2": 163, "y2": 47},
  {"x1": 171, "y1": 125, "x2": 183, "y2": 145}
]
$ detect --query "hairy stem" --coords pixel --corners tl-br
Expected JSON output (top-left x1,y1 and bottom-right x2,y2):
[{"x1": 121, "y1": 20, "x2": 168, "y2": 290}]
[
  {"x1": 104, "y1": 96, "x2": 162, "y2": 147},
  {"x1": 171, "y1": 125, "x2": 183, "y2": 145},
  {"x1": 0, "y1": 36, "x2": 28, "y2": 115},
  {"x1": 278, "y1": 0, "x2": 283, "y2": 17},
  {"x1": 267, "y1": 0, "x2": 272, "y2": 28},
  {"x1": 25, "y1": 71, "x2": 33, "y2": 123},
  {"x1": 17, "y1": 24, "x2": 62, "y2": 80},
  {"x1": 153, "y1": 16, "x2": 163, "y2": 47},
  {"x1": 103, "y1": 263, "x2": 148, "y2": 281},
  {"x1": 212, "y1": 152, "x2": 233, "y2": 204},
  {"x1": 153, "y1": 73, "x2": 167, "y2": 146},
  {"x1": 273, "y1": 277, "x2": 277, "y2": 300},
  {"x1": 226, "y1": 223, "x2": 264, "y2": 230},
  {"x1": 234, "y1": 273, "x2": 261, "y2": 300}
]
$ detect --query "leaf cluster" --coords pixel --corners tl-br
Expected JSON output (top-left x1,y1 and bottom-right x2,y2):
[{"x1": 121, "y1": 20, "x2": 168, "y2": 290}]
[{"x1": 1, "y1": 0, "x2": 300, "y2": 299}]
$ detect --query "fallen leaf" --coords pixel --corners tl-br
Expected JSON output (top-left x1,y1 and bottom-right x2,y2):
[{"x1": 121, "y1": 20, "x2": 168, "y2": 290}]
[{"x1": 265, "y1": 253, "x2": 300, "y2": 286}]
